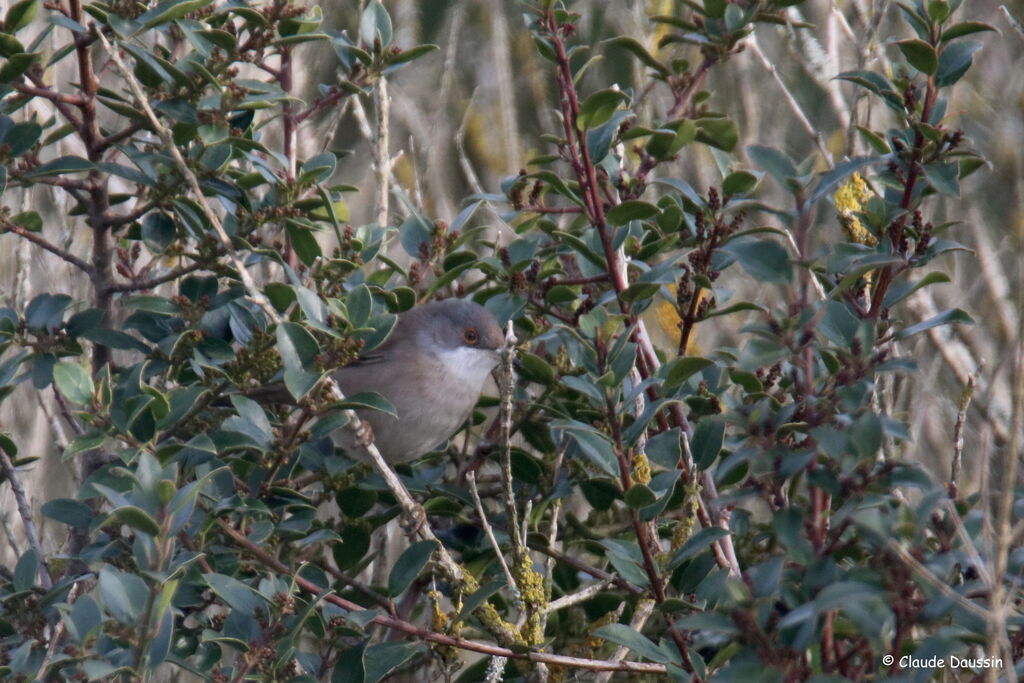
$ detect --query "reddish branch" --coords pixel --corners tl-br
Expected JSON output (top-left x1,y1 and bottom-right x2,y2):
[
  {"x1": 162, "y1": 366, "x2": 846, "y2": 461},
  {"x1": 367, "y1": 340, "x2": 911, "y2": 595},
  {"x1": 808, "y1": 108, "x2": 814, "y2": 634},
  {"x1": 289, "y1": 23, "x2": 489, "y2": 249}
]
[{"x1": 219, "y1": 521, "x2": 667, "y2": 674}]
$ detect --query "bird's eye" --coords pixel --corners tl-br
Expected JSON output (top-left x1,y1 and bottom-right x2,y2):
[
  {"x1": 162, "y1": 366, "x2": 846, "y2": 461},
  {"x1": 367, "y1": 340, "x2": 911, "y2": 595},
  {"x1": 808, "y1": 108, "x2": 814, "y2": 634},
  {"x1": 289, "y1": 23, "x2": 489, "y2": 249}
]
[{"x1": 463, "y1": 328, "x2": 480, "y2": 345}]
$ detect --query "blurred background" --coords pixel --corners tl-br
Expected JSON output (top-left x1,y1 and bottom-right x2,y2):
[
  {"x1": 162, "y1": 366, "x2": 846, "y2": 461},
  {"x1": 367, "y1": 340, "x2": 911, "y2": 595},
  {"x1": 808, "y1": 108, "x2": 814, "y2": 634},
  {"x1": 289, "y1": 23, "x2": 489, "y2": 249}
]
[{"x1": 2, "y1": 0, "x2": 1022, "y2": 555}]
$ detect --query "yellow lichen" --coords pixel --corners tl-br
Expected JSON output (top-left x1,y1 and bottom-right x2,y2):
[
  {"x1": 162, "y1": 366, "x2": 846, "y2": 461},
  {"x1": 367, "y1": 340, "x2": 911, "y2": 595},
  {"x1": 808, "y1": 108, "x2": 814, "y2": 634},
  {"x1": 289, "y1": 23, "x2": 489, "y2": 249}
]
[
  {"x1": 834, "y1": 172, "x2": 877, "y2": 246},
  {"x1": 632, "y1": 452, "x2": 652, "y2": 486}
]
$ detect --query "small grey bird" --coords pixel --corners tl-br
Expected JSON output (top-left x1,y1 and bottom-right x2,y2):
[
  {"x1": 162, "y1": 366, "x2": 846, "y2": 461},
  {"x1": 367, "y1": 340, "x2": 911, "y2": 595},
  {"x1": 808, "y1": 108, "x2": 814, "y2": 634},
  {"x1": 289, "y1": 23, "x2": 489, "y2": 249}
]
[{"x1": 330, "y1": 298, "x2": 504, "y2": 462}]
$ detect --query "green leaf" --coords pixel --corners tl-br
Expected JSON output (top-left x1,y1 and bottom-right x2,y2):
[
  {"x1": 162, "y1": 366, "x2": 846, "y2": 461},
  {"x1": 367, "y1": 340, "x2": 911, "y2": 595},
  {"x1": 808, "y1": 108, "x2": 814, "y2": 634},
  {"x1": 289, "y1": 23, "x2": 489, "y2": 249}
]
[
  {"x1": 883, "y1": 271, "x2": 950, "y2": 308},
  {"x1": 53, "y1": 361, "x2": 94, "y2": 404},
  {"x1": 941, "y1": 21, "x2": 998, "y2": 42},
  {"x1": 13, "y1": 547, "x2": 39, "y2": 592},
  {"x1": 624, "y1": 484, "x2": 657, "y2": 509},
  {"x1": 605, "y1": 200, "x2": 660, "y2": 225},
  {"x1": 896, "y1": 308, "x2": 973, "y2": 339},
  {"x1": 518, "y1": 352, "x2": 555, "y2": 385},
  {"x1": 205, "y1": 573, "x2": 270, "y2": 616},
  {"x1": 850, "y1": 412, "x2": 882, "y2": 459},
  {"x1": 3, "y1": 0, "x2": 39, "y2": 33},
  {"x1": 286, "y1": 222, "x2": 322, "y2": 265},
  {"x1": 334, "y1": 391, "x2": 398, "y2": 418},
  {"x1": 605, "y1": 36, "x2": 669, "y2": 75},
  {"x1": 99, "y1": 565, "x2": 149, "y2": 623},
  {"x1": 0, "y1": 34, "x2": 23, "y2": 58},
  {"x1": 0, "y1": 51, "x2": 37, "y2": 83},
  {"x1": 691, "y1": 418, "x2": 724, "y2": 469},
  {"x1": 924, "y1": 161, "x2": 960, "y2": 197},
  {"x1": 593, "y1": 624, "x2": 670, "y2": 663},
  {"x1": 747, "y1": 145, "x2": 797, "y2": 183},
  {"x1": 363, "y1": 642, "x2": 427, "y2": 683},
  {"x1": 552, "y1": 419, "x2": 619, "y2": 477},
  {"x1": 138, "y1": 0, "x2": 212, "y2": 30},
  {"x1": 387, "y1": 43, "x2": 439, "y2": 66},
  {"x1": 668, "y1": 527, "x2": 730, "y2": 569},
  {"x1": 359, "y1": 0, "x2": 392, "y2": 47},
  {"x1": 42, "y1": 498, "x2": 94, "y2": 527},
  {"x1": 695, "y1": 117, "x2": 738, "y2": 152},
  {"x1": 721, "y1": 237, "x2": 792, "y2": 284},
  {"x1": 722, "y1": 170, "x2": 760, "y2": 197},
  {"x1": 897, "y1": 39, "x2": 938, "y2": 74},
  {"x1": 577, "y1": 88, "x2": 630, "y2": 130},
  {"x1": 277, "y1": 322, "x2": 319, "y2": 372},
  {"x1": 142, "y1": 212, "x2": 176, "y2": 254},
  {"x1": 10, "y1": 211, "x2": 41, "y2": 232},
  {"x1": 23, "y1": 155, "x2": 95, "y2": 177},
  {"x1": 926, "y1": 0, "x2": 950, "y2": 23},
  {"x1": 105, "y1": 505, "x2": 161, "y2": 536},
  {"x1": 346, "y1": 284, "x2": 373, "y2": 327},
  {"x1": 388, "y1": 540, "x2": 437, "y2": 597},
  {"x1": 935, "y1": 40, "x2": 981, "y2": 87},
  {"x1": 664, "y1": 356, "x2": 714, "y2": 389}
]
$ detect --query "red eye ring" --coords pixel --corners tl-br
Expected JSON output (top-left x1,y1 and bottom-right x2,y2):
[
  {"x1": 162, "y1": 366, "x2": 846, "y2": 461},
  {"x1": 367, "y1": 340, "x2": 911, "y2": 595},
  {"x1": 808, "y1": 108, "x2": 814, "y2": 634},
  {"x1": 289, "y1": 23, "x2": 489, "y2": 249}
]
[{"x1": 463, "y1": 328, "x2": 480, "y2": 345}]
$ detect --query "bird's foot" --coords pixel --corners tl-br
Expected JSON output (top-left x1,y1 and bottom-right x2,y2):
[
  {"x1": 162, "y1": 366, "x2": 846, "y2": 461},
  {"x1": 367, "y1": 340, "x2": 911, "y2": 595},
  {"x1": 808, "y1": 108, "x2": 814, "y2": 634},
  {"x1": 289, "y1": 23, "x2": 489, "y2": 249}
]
[
  {"x1": 401, "y1": 505, "x2": 427, "y2": 537},
  {"x1": 354, "y1": 420, "x2": 375, "y2": 448}
]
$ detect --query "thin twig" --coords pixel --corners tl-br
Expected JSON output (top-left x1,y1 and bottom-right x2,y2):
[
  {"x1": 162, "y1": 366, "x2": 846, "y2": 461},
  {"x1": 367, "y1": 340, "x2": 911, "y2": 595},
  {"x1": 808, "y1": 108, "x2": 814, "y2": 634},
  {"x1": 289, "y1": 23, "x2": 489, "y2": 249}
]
[
  {"x1": 0, "y1": 443, "x2": 53, "y2": 590},
  {"x1": 219, "y1": 520, "x2": 667, "y2": 674},
  {"x1": 544, "y1": 577, "x2": 616, "y2": 614},
  {"x1": 950, "y1": 372, "x2": 975, "y2": 497},
  {"x1": 468, "y1": 471, "x2": 518, "y2": 593}
]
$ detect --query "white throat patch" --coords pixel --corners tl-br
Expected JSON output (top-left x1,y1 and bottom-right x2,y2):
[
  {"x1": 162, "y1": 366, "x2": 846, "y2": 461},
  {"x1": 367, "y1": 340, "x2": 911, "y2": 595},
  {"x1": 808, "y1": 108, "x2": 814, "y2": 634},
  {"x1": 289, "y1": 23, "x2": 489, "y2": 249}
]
[{"x1": 435, "y1": 346, "x2": 500, "y2": 389}]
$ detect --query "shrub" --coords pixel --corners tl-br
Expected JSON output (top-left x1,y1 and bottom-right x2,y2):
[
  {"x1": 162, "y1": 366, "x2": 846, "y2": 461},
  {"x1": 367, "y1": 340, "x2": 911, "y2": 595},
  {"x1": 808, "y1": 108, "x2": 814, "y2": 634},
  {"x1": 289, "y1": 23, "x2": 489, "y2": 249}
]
[{"x1": 0, "y1": 0, "x2": 1018, "y2": 681}]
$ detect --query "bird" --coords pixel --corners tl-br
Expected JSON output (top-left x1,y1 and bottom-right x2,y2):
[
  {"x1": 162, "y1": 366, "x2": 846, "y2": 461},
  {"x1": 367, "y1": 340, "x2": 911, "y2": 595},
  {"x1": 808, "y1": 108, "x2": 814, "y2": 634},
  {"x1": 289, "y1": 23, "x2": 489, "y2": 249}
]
[{"x1": 322, "y1": 298, "x2": 504, "y2": 463}]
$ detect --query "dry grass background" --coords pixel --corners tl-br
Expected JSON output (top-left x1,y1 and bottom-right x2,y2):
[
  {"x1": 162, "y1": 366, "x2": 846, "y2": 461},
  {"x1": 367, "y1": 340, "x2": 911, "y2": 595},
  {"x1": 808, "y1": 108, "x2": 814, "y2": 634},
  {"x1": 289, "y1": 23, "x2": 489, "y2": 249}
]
[{"x1": 1, "y1": 0, "x2": 1022, "y2": 582}]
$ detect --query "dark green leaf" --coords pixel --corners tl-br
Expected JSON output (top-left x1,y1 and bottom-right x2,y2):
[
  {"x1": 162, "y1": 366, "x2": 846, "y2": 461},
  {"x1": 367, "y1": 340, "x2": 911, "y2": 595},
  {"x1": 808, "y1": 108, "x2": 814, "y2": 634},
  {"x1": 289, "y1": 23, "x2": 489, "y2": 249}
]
[
  {"x1": 593, "y1": 624, "x2": 670, "y2": 663},
  {"x1": 99, "y1": 565, "x2": 149, "y2": 622},
  {"x1": 105, "y1": 505, "x2": 161, "y2": 536},
  {"x1": 668, "y1": 527, "x2": 730, "y2": 569},
  {"x1": 205, "y1": 573, "x2": 269, "y2": 616},
  {"x1": 362, "y1": 642, "x2": 426, "y2": 683},
  {"x1": 388, "y1": 540, "x2": 437, "y2": 597},
  {"x1": 695, "y1": 117, "x2": 738, "y2": 152},
  {"x1": 605, "y1": 200, "x2": 660, "y2": 225},
  {"x1": 664, "y1": 356, "x2": 714, "y2": 389},
  {"x1": 897, "y1": 39, "x2": 938, "y2": 74},
  {"x1": 691, "y1": 418, "x2": 724, "y2": 469},
  {"x1": 720, "y1": 237, "x2": 792, "y2": 284},
  {"x1": 387, "y1": 44, "x2": 438, "y2": 66},
  {"x1": 941, "y1": 21, "x2": 997, "y2": 42},
  {"x1": 334, "y1": 391, "x2": 398, "y2": 418},
  {"x1": 10, "y1": 211, "x2": 41, "y2": 232},
  {"x1": 605, "y1": 36, "x2": 669, "y2": 75},
  {"x1": 577, "y1": 88, "x2": 630, "y2": 130},
  {"x1": 23, "y1": 155, "x2": 95, "y2": 177},
  {"x1": 4, "y1": 0, "x2": 39, "y2": 33},
  {"x1": 747, "y1": 145, "x2": 797, "y2": 183},
  {"x1": 722, "y1": 170, "x2": 759, "y2": 197},
  {"x1": 935, "y1": 40, "x2": 981, "y2": 87},
  {"x1": 896, "y1": 308, "x2": 972, "y2": 339},
  {"x1": 0, "y1": 52, "x2": 38, "y2": 83},
  {"x1": 924, "y1": 161, "x2": 959, "y2": 197},
  {"x1": 42, "y1": 498, "x2": 94, "y2": 527},
  {"x1": 277, "y1": 322, "x2": 319, "y2": 372},
  {"x1": 13, "y1": 548, "x2": 39, "y2": 592}
]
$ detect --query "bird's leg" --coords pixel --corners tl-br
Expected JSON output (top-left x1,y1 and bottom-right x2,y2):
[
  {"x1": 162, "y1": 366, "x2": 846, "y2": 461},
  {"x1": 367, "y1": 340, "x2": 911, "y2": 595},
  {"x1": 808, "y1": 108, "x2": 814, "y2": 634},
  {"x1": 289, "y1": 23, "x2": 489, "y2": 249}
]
[
  {"x1": 400, "y1": 504, "x2": 427, "y2": 537},
  {"x1": 353, "y1": 419, "x2": 375, "y2": 448}
]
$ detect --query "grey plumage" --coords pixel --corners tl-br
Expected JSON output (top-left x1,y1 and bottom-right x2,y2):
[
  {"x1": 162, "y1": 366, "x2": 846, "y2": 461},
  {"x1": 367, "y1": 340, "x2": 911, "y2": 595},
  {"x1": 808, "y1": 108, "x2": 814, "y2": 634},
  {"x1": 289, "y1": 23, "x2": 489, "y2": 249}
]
[
  {"x1": 249, "y1": 299, "x2": 503, "y2": 462},
  {"x1": 332, "y1": 299, "x2": 503, "y2": 462}
]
